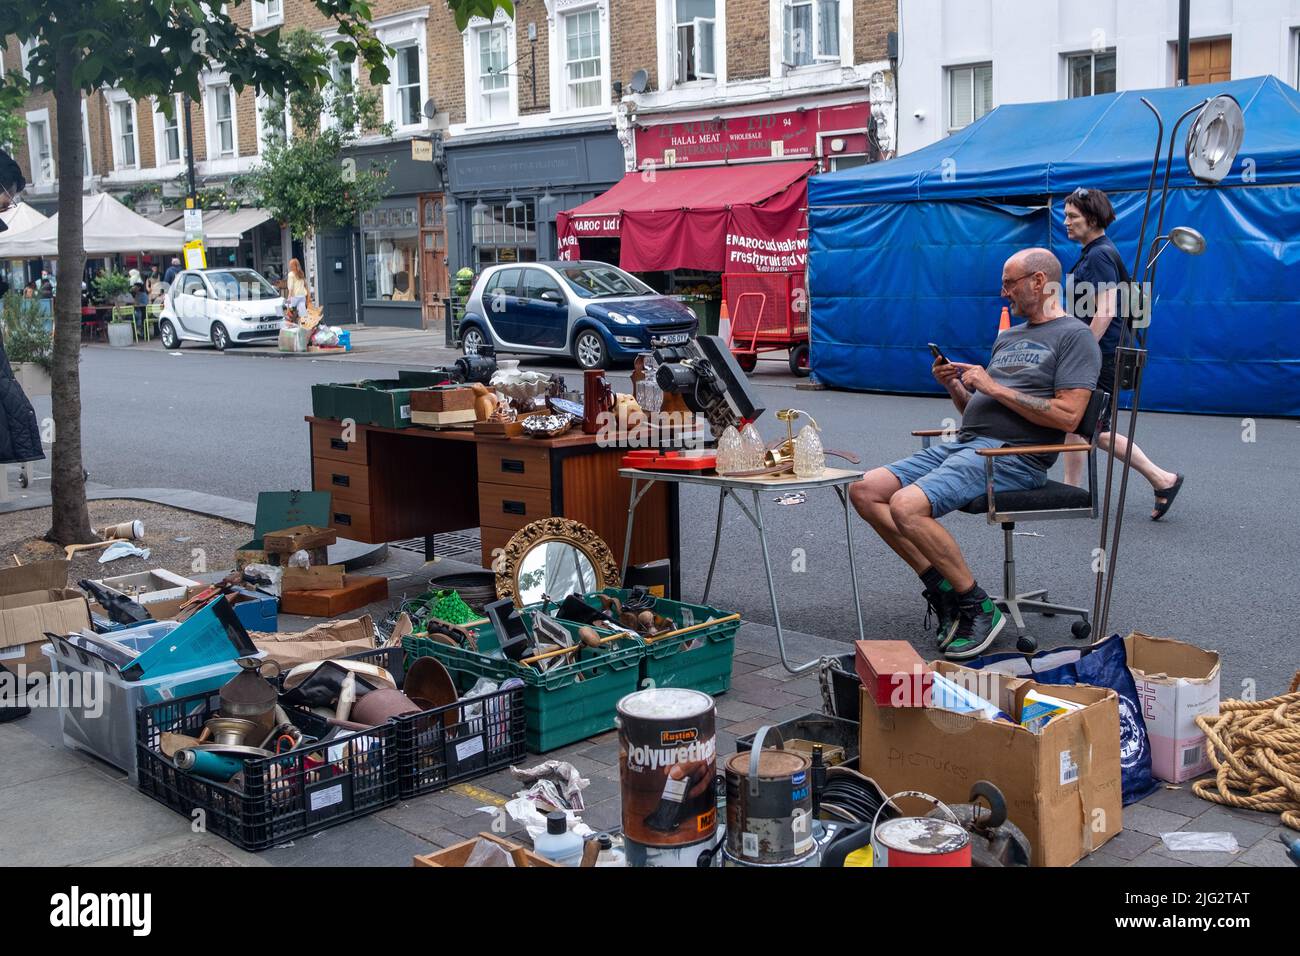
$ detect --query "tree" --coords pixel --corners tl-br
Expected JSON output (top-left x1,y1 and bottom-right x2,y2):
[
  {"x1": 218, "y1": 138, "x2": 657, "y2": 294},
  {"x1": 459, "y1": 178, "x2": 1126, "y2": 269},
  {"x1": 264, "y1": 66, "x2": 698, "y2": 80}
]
[
  {"x1": 0, "y1": 2, "x2": 392, "y2": 546},
  {"x1": 246, "y1": 29, "x2": 392, "y2": 306},
  {"x1": 447, "y1": 1, "x2": 514, "y2": 30},
  {"x1": 0, "y1": 76, "x2": 28, "y2": 155}
]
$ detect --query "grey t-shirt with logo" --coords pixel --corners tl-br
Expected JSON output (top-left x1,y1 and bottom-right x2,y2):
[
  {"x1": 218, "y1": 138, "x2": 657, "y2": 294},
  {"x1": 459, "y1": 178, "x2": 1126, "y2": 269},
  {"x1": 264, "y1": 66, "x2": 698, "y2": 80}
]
[{"x1": 958, "y1": 316, "x2": 1101, "y2": 469}]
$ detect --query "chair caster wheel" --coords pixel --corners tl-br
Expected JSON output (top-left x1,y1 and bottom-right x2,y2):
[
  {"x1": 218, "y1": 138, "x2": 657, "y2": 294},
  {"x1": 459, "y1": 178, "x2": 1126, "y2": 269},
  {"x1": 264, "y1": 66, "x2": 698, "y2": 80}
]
[
  {"x1": 1016, "y1": 635, "x2": 1038, "y2": 654},
  {"x1": 1071, "y1": 621, "x2": 1092, "y2": 640}
]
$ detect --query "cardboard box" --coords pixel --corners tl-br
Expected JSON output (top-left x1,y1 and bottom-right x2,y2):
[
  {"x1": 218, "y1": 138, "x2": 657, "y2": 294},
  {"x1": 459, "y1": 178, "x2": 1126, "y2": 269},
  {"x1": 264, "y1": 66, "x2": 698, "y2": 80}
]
[
  {"x1": 855, "y1": 640, "x2": 932, "y2": 707},
  {"x1": 858, "y1": 661, "x2": 1123, "y2": 867},
  {"x1": 263, "y1": 525, "x2": 338, "y2": 555},
  {"x1": 92, "y1": 569, "x2": 200, "y2": 606},
  {"x1": 281, "y1": 565, "x2": 347, "y2": 591},
  {"x1": 1124, "y1": 632, "x2": 1221, "y2": 783},
  {"x1": 0, "y1": 561, "x2": 91, "y2": 672},
  {"x1": 251, "y1": 615, "x2": 375, "y2": 669},
  {"x1": 279, "y1": 575, "x2": 388, "y2": 617}
]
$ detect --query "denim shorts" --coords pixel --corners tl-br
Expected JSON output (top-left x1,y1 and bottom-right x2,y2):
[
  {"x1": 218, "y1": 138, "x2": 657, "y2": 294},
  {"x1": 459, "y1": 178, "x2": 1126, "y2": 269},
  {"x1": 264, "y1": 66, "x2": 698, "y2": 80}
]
[{"x1": 885, "y1": 437, "x2": 1048, "y2": 518}]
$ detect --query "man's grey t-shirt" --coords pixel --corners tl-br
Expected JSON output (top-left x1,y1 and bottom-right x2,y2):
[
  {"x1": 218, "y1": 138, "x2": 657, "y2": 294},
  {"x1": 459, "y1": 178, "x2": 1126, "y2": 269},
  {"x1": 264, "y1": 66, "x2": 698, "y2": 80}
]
[{"x1": 959, "y1": 316, "x2": 1101, "y2": 469}]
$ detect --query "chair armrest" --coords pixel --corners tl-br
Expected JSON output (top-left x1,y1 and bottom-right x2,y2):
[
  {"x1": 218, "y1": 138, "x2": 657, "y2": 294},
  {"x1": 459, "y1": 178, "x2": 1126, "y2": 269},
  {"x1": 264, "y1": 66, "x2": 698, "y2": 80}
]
[
  {"x1": 911, "y1": 429, "x2": 947, "y2": 437},
  {"x1": 976, "y1": 443, "x2": 1092, "y2": 457}
]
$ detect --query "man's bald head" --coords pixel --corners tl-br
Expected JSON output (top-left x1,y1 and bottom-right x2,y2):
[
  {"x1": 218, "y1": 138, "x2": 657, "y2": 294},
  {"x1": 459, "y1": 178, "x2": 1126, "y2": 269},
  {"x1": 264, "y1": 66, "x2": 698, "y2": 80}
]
[
  {"x1": 1007, "y1": 248, "x2": 1062, "y2": 285},
  {"x1": 1002, "y1": 248, "x2": 1066, "y2": 322}
]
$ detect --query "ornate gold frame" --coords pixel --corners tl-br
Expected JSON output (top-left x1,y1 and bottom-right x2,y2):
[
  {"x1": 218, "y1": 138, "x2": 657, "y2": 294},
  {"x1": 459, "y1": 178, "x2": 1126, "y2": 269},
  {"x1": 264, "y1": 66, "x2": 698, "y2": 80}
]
[{"x1": 494, "y1": 518, "x2": 620, "y2": 607}]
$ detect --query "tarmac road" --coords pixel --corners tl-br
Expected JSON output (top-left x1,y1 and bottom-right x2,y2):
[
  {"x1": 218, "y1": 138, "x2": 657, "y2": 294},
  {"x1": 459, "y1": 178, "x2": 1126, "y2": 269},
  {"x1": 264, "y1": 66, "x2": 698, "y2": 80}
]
[{"x1": 17, "y1": 339, "x2": 1300, "y2": 698}]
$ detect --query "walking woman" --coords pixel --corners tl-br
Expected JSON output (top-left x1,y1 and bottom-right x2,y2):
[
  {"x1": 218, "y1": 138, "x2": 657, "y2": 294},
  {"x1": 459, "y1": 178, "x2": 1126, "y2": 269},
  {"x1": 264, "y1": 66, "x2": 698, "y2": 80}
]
[
  {"x1": 1062, "y1": 187, "x2": 1184, "y2": 519},
  {"x1": 285, "y1": 258, "x2": 308, "y2": 314}
]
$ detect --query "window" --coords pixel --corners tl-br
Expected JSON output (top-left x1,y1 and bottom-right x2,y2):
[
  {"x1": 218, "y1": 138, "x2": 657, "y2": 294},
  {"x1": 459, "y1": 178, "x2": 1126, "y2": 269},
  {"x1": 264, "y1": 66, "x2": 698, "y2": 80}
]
[
  {"x1": 472, "y1": 200, "x2": 537, "y2": 267},
  {"x1": 156, "y1": 95, "x2": 184, "y2": 165},
  {"x1": 209, "y1": 84, "x2": 236, "y2": 158},
  {"x1": 26, "y1": 112, "x2": 53, "y2": 185},
  {"x1": 82, "y1": 102, "x2": 93, "y2": 177},
  {"x1": 324, "y1": 57, "x2": 357, "y2": 132},
  {"x1": 563, "y1": 9, "x2": 603, "y2": 110},
  {"x1": 520, "y1": 267, "x2": 565, "y2": 301},
  {"x1": 485, "y1": 267, "x2": 522, "y2": 298},
  {"x1": 948, "y1": 63, "x2": 993, "y2": 132},
  {"x1": 18, "y1": 38, "x2": 36, "y2": 79},
  {"x1": 113, "y1": 100, "x2": 138, "y2": 169},
  {"x1": 559, "y1": 263, "x2": 654, "y2": 298},
  {"x1": 257, "y1": 91, "x2": 290, "y2": 152},
  {"x1": 783, "y1": 0, "x2": 838, "y2": 68},
  {"x1": 1067, "y1": 50, "x2": 1116, "y2": 98},
  {"x1": 477, "y1": 26, "x2": 511, "y2": 121},
  {"x1": 181, "y1": 273, "x2": 206, "y2": 296},
  {"x1": 253, "y1": 0, "x2": 283, "y2": 28},
  {"x1": 391, "y1": 44, "x2": 423, "y2": 128},
  {"x1": 361, "y1": 206, "x2": 420, "y2": 301},
  {"x1": 674, "y1": 0, "x2": 716, "y2": 83}
]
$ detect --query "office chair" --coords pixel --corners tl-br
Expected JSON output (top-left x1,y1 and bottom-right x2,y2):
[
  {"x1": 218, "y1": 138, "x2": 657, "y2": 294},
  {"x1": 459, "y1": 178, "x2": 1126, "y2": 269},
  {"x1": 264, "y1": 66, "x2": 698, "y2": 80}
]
[{"x1": 913, "y1": 389, "x2": 1109, "y2": 642}]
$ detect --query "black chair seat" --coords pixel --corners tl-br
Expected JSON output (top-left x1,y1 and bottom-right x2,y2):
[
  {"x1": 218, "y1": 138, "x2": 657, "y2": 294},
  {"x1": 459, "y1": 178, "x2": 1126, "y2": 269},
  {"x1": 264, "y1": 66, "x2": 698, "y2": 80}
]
[{"x1": 960, "y1": 480, "x2": 1091, "y2": 515}]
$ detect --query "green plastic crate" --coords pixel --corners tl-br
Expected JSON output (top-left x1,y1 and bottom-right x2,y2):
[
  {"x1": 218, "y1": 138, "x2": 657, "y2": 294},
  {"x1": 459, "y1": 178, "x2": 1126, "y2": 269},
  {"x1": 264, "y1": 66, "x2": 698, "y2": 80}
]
[
  {"x1": 584, "y1": 589, "x2": 740, "y2": 696},
  {"x1": 311, "y1": 371, "x2": 447, "y2": 429},
  {"x1": 403, "y1": 622, "x2": 643, "y2": 753}
]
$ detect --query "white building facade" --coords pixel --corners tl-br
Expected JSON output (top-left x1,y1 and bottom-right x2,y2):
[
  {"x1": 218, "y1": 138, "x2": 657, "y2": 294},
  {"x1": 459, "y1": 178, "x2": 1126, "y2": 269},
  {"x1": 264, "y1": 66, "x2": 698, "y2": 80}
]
[{"x1": 896, "y1": 0, "x2": 1300, "y2": 154}]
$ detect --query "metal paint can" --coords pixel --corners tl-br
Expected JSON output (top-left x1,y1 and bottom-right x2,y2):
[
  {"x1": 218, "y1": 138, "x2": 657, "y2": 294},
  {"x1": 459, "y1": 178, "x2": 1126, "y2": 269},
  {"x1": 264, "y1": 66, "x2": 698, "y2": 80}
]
[
  {"x1": 724, "y1": 725, "x2": 816, "y2": 865},
  {"x1": 623, "y1": 833, "x2": 721, "y2": 868},
  {"x1": 616, "y1": 688, "x2": 718, "y2": 850},
  {"x1": 871, "y1": 790, "x2": 971, "y2": 867}
]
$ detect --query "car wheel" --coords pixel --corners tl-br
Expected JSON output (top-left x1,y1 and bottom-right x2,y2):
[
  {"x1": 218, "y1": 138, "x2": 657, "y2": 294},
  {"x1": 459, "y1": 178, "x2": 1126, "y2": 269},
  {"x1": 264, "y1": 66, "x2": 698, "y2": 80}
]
[
  {"x1": 573, "y1": 329, "x2": 608, "y2": 370},
  {"x1": 159, "y1": 319, "x2": 180, "y2": 350},
  {"x1": 211, "y1": 322, "x2": 230, "y2": 351},
  {"x1": 461, "y1": 325, "x2": 485, "y2": 355},
  {"x1": 789, "y1": 343, "x2": 810, "y2": 377}
]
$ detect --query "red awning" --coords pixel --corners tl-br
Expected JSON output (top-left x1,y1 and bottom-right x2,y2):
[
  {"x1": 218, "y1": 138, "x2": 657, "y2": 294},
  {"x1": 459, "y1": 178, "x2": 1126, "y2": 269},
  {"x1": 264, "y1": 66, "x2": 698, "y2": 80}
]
[{"x1": 556, "y1": 161, "x2": 814, "y2": 273}]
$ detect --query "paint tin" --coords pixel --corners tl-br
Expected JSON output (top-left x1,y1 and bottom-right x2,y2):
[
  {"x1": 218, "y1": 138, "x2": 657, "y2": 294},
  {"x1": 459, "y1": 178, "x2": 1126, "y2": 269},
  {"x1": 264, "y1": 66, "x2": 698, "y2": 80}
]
[
  {"x1": 617, "y1": 688, "x2": 718, "y2": 849},
  {"x1": 623, "y1": 832, "x2": 722, "y2": 868},
  {"x1": 871, "y1": 790, "x2": 971, "y2": 867},
  {"x1": 724, "y1": 725, "x2": 816, "y2": 865}
]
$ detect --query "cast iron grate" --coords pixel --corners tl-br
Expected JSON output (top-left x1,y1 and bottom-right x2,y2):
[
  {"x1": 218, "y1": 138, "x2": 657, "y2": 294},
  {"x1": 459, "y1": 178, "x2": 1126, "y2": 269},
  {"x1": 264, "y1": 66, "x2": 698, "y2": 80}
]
[{"x1": 389, "y1": 529, "x2": 482, "y2": 559}]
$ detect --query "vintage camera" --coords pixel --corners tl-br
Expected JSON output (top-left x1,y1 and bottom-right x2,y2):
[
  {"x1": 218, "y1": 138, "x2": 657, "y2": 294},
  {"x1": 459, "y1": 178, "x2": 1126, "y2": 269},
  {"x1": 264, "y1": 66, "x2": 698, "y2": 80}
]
[{"x1": 652, "y1": 335, "x2": 765, "y2": 434}]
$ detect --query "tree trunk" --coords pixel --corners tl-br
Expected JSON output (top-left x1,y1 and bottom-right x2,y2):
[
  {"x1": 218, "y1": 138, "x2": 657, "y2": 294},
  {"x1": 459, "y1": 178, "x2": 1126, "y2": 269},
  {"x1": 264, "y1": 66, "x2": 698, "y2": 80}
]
[
  {"x1": 304, "y1": 228, "x2": 318, "y2": 306},
  {"x1": 46, "y1": 41, "x2": 95, "y2": 546}
]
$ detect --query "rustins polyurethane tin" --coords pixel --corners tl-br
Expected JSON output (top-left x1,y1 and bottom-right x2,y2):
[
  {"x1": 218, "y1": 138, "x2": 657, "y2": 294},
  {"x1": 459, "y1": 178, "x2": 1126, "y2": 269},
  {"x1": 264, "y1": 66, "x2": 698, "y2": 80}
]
[
  {"x1": 872, "y1": 817, "x2": 972, "y2": 867},
  {"x1": 617, "y1": 688, "x2": 718, "y2": 850}
]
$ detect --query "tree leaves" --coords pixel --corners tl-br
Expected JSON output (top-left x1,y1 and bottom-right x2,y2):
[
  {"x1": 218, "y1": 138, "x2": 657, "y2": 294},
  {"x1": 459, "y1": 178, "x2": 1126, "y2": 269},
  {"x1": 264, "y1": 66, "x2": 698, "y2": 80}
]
[{"x1": 447, "y1": 1, "x2": 516, "y2": 32}]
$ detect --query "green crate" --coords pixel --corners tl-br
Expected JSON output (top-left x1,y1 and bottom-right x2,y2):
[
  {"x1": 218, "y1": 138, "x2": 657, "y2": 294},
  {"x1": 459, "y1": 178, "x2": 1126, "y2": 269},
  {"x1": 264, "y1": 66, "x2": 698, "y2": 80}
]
[
  {"x1": 403, "y1": 622, "x2": 643, "y2": 753},
  {"x1": 311, "y1": 371, "x2": 448, "y2": 429},
  {"x1": 585, "y1": 589, "x2": 740, "y2": 695}
]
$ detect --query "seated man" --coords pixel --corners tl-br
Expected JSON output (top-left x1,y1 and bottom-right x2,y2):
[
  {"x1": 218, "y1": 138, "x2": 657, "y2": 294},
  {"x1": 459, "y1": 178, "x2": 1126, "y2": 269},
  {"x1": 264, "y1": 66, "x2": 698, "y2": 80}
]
[{"x1": 850, "y1": 248, "x2": 1101, "y2": 660}]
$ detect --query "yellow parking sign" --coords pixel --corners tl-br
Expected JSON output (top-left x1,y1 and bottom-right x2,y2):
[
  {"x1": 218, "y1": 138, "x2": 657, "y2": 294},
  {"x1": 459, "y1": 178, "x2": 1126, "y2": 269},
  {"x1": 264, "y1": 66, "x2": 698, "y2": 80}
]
[{"x1": 183, "y1": 239, "x2": 207, "y2": 270}]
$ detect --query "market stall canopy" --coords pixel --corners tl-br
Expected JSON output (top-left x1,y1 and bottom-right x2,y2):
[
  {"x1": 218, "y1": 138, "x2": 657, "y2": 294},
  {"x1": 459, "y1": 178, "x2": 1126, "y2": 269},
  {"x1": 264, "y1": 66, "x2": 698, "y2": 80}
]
[
  {"x1": 0, "y1": 192, "x2": 185, "y2": 257},
  {"x1": 0, "y1": 203, "x2": 48, "y2": 239},
  {"x1": 201, "y1": 208, "x2": 274, "y2": 248},
  {"x1": 556, "y1": 161, "x2": 815, "y2": 273},
  {"x1": 806, "y1": 75, "x2": 1300, "y2": 417}
]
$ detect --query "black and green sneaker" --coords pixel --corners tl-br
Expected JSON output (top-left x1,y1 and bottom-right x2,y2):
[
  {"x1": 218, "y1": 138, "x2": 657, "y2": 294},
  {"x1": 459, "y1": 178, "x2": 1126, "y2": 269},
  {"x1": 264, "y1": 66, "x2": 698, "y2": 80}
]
[
  {"x1": 944, "y1": 597, "x2": 1005, "y2": 661},
  {"x1": 923, "y1": 583, "x2": 960, "y2": 647}
]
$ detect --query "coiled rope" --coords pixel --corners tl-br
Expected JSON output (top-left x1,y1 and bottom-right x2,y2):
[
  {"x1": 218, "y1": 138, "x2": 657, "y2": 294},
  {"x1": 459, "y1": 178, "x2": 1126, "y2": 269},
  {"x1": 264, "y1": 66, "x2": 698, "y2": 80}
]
[{"x1": 1193, "y1": 672, "x2": 1300, "y2": 831}]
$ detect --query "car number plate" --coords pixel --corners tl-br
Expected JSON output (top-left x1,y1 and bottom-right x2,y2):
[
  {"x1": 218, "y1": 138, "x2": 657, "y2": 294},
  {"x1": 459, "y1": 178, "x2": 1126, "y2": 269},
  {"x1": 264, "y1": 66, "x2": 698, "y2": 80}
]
[
  {"x1": 256, "y1": 324, "x2": 279, "y2": 332},
  {"x1": 654, "y1": 333, "x2": 689, "y2": 345}
]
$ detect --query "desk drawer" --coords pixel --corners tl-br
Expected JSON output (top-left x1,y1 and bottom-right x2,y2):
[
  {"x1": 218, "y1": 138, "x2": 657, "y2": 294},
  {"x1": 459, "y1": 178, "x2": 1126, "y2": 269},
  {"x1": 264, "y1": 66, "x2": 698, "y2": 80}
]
[
  {"x1": 313, "y1": 458, "x2": 370, "y2": 505},
  {"x1": 312, "y1": 421, "x2": 369, "y2": 465},
  {"x1": 327, "y1": 503, "x2": 374, "y2": 543},
  {"x1": 476, "y1": 443, "x2": 551, "y2": 490},
  {"x1": 478, "y1": 481, "x2": 553, "y2": 531}
]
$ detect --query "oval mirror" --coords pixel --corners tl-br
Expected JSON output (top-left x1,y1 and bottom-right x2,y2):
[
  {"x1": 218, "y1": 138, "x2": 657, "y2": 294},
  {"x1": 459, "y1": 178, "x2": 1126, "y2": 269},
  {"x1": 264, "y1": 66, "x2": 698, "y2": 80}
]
[{"x1": 495, "y1": 518, "x2": 621, "y2": 607}]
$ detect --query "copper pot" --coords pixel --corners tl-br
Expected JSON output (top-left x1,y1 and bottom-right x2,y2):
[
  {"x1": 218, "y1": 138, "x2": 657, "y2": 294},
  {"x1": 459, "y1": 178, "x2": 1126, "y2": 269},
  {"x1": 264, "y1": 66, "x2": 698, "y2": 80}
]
[{"x1": 350, "y1": 688, "x2": 423, "y2": 726}]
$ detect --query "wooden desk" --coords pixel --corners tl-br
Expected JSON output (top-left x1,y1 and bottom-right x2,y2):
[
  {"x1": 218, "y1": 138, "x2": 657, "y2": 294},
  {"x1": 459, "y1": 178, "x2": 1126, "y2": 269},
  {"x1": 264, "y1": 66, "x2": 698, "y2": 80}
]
[{"x1": 306, "y1": 417, "x2": 678, "y2": 594}]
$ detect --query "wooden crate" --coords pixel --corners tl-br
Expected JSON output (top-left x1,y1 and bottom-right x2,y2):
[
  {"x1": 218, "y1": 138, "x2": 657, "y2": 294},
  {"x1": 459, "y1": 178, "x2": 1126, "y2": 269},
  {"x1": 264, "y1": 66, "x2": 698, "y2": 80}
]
[{"x1": 413, "y1": 832, "x2": 559, "y2": 868}]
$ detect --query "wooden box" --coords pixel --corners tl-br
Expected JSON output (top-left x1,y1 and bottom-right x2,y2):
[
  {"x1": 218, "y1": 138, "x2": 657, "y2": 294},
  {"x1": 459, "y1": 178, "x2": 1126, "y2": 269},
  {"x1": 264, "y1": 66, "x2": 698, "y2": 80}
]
[
  {"x1": 411, "y1": 387, "x2": 475, "y2": 413},
  {"x1": 412, "y1": 832, "x2": 559, "y2": 868},
  {"x1": 281, "y1": 564, "x2": 347, "y2": 591},
  {"x1": 279, "y1": 575, "x2": 388, "y2": 617},
  {"x1": 263, "y1": 524, "x2": 339, "y2": 554}
]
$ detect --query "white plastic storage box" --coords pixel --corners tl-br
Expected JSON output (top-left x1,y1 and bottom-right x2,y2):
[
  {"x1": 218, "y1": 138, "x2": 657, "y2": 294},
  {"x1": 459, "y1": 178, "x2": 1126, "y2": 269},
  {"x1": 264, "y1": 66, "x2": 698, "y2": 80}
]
[{"x1": 41, "y1": 624, "x2": 261, "y2": 782}]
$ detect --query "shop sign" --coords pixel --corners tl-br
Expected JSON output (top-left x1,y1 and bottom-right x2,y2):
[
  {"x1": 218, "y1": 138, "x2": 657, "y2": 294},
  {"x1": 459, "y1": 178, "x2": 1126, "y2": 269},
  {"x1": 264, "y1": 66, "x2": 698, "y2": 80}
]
[{"x1": 411, "y1": 139, "x2": 433, "y2": 162}]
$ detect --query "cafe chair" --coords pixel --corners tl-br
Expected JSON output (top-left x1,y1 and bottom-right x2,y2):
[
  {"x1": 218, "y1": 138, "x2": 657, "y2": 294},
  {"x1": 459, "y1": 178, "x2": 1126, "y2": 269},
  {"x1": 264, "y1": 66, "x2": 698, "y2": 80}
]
[
  {"x1": 143, "y1": 303, "x2": 162, "y2": 340},
  {"x1": 912, "y1": 389, "x2": 1109, "y2": 642},
  {"x1": 110, "y1": 304, "x2": 138, "y2": 341}
]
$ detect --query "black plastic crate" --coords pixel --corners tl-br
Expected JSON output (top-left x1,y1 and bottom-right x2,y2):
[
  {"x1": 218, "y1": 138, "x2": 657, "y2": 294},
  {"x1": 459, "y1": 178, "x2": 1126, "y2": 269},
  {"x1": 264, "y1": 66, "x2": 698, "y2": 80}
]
[
  {"x1": 136, "y1": 691, "x2": 398, "y2": 852},
  {"x1": 395, "y1": 684, "x2": 526, "y2": 798}
]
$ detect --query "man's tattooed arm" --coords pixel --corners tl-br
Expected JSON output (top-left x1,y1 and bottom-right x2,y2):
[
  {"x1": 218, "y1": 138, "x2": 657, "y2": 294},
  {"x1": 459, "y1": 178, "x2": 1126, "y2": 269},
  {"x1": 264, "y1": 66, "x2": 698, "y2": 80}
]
[{"x1": 1010, "y1": 391, "x2": 1052, "y2": 413}]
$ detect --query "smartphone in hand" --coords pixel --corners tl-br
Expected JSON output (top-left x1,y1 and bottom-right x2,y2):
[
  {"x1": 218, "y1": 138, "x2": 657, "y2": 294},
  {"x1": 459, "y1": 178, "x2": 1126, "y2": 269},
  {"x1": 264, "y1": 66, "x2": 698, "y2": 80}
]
[{"x1": 928, "y1": 343, "x2": 948, "y2": 365}]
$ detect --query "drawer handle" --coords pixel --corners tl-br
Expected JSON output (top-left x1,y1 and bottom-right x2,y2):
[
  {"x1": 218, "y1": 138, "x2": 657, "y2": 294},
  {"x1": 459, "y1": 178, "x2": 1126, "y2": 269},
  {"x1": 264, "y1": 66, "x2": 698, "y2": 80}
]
[
  {"x1": 329, "y1": 438, "x2": 349, "y2": 451},
  {"x1": 331, "y1": 473, "x2": 350, "y2": 487},
  {"x1": 333, "y1": 512, "x2": 352, "y2": 526},
  {"x1": 502, "y1": 500, "x2": 526, "y2": 516},
  {"x1": 501, "y1": 459, "x2": 525, "y2": 474}
]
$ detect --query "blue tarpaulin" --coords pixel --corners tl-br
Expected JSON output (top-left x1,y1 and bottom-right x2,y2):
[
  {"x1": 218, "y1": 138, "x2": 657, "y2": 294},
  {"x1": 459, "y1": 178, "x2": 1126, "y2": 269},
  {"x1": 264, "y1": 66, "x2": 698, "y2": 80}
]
[{"x1": 807, "y1": 76, "x2": 1300, "y2": 416}]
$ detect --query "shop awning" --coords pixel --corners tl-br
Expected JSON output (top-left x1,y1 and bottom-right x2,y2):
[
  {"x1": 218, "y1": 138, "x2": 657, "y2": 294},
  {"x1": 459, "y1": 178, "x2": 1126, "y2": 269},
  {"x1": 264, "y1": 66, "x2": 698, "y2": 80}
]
[
  {"x1": 0, "y1": 192, "x2": 185, "y2": 257},
  {"x1": 556, "y1": 161, "x2": 815, "y2": 273},
  {"x1": 201, "y1": 208, "x2": 275, "y2": 247}
]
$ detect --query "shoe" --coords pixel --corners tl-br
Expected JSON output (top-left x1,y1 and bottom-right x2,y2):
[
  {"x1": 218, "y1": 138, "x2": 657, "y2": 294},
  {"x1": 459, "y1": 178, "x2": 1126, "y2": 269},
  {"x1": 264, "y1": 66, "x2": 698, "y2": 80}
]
[
  {"x1": 944, "y1": 598, "x2": 1005, "y2": 661},
  {"x1": 923, "y1": 586, "x2": 960, "y2": 647}
]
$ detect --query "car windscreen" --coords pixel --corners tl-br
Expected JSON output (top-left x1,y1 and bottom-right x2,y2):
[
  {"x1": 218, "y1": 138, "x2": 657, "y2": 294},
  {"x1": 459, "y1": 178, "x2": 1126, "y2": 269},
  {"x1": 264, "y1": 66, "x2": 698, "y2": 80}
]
[
  {"x1": 558, "y1": 264, "x2": 654, "y2": 299},
  {"x1": 205, "y1": 270, "x2": 280, "y2": 301}
]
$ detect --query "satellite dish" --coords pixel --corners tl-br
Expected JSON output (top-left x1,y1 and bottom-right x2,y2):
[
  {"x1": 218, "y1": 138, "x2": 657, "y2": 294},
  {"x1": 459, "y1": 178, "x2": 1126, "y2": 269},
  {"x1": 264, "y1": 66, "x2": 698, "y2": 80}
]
[
  {"x1": 422, "y1": 98, "x2": 438, "y2": 120},
  {"x1": 629, "y1": 69, "x2": 649, "y2": 95},
  {"x1": 1186, "y1": 94, "x2": 1244, "y2": 184}
]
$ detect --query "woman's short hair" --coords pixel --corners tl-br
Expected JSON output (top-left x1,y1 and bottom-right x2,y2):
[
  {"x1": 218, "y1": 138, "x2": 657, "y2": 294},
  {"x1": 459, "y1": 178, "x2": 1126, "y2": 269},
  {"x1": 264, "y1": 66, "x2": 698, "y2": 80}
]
[{"x1": 1065, "y1": 187, "x2": 1116, "y2": 230}]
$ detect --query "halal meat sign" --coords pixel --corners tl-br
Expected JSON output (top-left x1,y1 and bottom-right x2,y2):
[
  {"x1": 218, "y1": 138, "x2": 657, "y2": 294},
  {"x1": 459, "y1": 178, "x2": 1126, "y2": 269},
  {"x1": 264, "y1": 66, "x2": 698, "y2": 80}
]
[{"x1": 636, "y1": 110, "x2": 816, "y2": 167}]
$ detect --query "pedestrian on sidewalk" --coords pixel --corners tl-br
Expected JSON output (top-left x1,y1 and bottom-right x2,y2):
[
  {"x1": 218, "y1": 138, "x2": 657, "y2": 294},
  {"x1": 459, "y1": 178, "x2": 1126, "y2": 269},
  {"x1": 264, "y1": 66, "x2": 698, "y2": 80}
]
[
  {"x1": 285, "y1": 257, "x2": 308, "y2": 314},
  {"x1": 1062, "y1": 187, "x2": 1184, "y2": 520}
]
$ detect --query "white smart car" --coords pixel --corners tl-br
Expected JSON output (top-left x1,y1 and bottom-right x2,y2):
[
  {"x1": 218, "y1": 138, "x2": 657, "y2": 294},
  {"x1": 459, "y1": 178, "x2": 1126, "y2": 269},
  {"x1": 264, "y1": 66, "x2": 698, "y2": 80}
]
[{"x1": 159, "y1": 268, "x2": 285, "y2": 350}]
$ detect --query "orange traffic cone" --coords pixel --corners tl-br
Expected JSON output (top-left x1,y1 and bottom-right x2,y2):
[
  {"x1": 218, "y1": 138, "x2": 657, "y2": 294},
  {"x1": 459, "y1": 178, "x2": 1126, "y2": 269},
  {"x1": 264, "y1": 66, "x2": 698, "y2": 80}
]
[
  {"x1": 999, "y1": 306, "x2": 1011, "y2": 332},
  {"x1": 718, "y1": 297, "x2": 731, "y2": 345}
]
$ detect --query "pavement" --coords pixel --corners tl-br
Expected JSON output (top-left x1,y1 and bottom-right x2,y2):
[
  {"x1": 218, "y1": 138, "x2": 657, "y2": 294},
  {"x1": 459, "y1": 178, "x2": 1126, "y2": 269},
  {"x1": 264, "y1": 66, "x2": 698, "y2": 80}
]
[{"x1": 1, "y1": 324, "x2": 1296, "y2": 867}]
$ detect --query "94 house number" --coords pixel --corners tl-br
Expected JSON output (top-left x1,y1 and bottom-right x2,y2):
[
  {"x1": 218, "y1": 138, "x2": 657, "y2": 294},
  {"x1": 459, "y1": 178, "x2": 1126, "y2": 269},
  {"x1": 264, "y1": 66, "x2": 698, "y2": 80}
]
[{"x1": 1126, "y1": 892, "x2": 1251, "y2": 907}]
